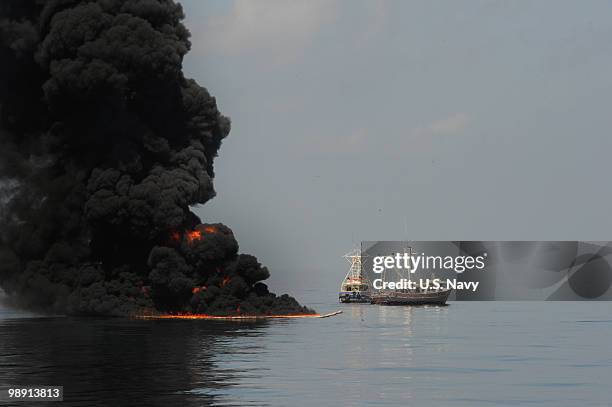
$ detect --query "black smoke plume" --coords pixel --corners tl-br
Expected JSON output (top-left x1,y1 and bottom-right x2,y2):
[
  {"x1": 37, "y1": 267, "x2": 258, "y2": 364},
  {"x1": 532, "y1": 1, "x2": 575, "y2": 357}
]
[{"x1": 0, "y1": 0, "x2": 312, "y2": 316}]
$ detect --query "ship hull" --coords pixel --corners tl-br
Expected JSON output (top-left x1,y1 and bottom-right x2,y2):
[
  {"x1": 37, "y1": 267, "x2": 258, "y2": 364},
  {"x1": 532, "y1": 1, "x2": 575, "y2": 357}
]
[
  {"x1": 339, "y1": 291, "x2": 371, "y2": 303},
  {"x1": 370, "y1": 289, "x2": 451, "y2": 306}
]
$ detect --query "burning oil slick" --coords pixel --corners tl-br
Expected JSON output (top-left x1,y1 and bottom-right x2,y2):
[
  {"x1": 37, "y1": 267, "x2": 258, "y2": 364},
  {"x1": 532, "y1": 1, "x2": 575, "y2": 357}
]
[{"x1": 0, "y1": 0, "x2": 313, "y2": 316}]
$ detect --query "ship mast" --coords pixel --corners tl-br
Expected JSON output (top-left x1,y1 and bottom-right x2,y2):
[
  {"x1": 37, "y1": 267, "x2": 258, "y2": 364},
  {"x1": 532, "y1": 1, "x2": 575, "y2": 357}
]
[
  {"x1": 343, "y1": 249, "x2": 363, "y2": 282},
  {"x1": 405, "y1": 245, "x2": 415, "y2": 290},
  {"x1": 341, "y1": 248, "x2": 370, "y2": 289}
]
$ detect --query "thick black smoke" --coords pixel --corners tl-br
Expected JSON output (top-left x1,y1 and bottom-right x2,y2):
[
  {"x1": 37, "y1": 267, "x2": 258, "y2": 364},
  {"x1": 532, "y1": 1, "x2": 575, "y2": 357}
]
[{"x1": 0, "y1": 0, "x2": 312, "y2": 316}]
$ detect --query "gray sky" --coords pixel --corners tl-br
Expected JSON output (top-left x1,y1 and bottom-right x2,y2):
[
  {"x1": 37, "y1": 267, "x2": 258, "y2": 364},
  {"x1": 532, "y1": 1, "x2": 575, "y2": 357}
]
[{"x1": 181, "y1": 0, "x2": 612, "y2": 297}]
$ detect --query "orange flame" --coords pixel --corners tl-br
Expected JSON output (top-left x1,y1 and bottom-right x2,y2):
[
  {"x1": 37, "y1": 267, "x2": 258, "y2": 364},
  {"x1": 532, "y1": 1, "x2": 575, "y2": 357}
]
[
  {"x1": 137, "y1": 313, "x2": 322, "y2": 320},
  {"x1": 186, "y1": 230, "x2": 202, "y2": 243},
  {"x1": 170, "y1": 226, "x2": 218, "y2": 244},
  {"x1": 221, "y1": 276, "x2": 231, "y2": 287},
  {"x1": 192, "y1": 286, "x2": 207, "y2": 294}
]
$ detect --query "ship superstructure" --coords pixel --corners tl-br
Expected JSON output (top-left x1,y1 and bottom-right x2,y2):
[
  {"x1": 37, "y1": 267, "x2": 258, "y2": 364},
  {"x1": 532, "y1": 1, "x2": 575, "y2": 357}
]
[{"x1": 338, "y1": 249, "x2": 371, "y2": 303}]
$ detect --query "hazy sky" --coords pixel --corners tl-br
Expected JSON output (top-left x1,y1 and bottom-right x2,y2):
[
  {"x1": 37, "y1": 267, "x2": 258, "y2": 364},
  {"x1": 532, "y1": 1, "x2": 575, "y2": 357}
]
[{"x1": 180, "y1": 0, "x2": 612, "y2": 297}]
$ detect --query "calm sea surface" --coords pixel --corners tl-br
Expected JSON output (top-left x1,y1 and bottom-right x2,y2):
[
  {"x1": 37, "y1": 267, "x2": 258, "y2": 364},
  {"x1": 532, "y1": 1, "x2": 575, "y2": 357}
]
[{"x1": 1, "y1": 294, "x2": 611, "y2": 406}]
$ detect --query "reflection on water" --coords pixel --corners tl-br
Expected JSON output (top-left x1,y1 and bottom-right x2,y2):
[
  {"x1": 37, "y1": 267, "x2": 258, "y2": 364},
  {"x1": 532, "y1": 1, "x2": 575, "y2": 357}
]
[
  {"x1": 1, "y1": 300, "x2": 611, "y2": 407},
  {"x1": 0, "y1": 316, "x2": 269, "y2": 406}
]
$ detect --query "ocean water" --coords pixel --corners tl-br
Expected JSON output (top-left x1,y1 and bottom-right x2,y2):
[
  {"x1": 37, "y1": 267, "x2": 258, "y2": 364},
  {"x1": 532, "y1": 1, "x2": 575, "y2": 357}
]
[{"x1": 0, "y1": 297, "x2": 611, "y2": 406}]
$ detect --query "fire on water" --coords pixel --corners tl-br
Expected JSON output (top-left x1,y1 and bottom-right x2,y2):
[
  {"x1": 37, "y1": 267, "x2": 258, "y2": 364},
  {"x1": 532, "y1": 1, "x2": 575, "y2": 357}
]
[{"x1": 135, "y1": 310, "x2": 342, "y2": 320}]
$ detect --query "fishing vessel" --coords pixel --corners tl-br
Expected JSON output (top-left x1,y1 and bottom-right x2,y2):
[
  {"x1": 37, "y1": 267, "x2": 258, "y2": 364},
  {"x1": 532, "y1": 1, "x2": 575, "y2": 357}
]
[
  {"x1": 370, "y1": 247, "x2": 452, "y2": 306},
  {"x1": 338, "y1": 249, "x2": 371, "y2": 303}
]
